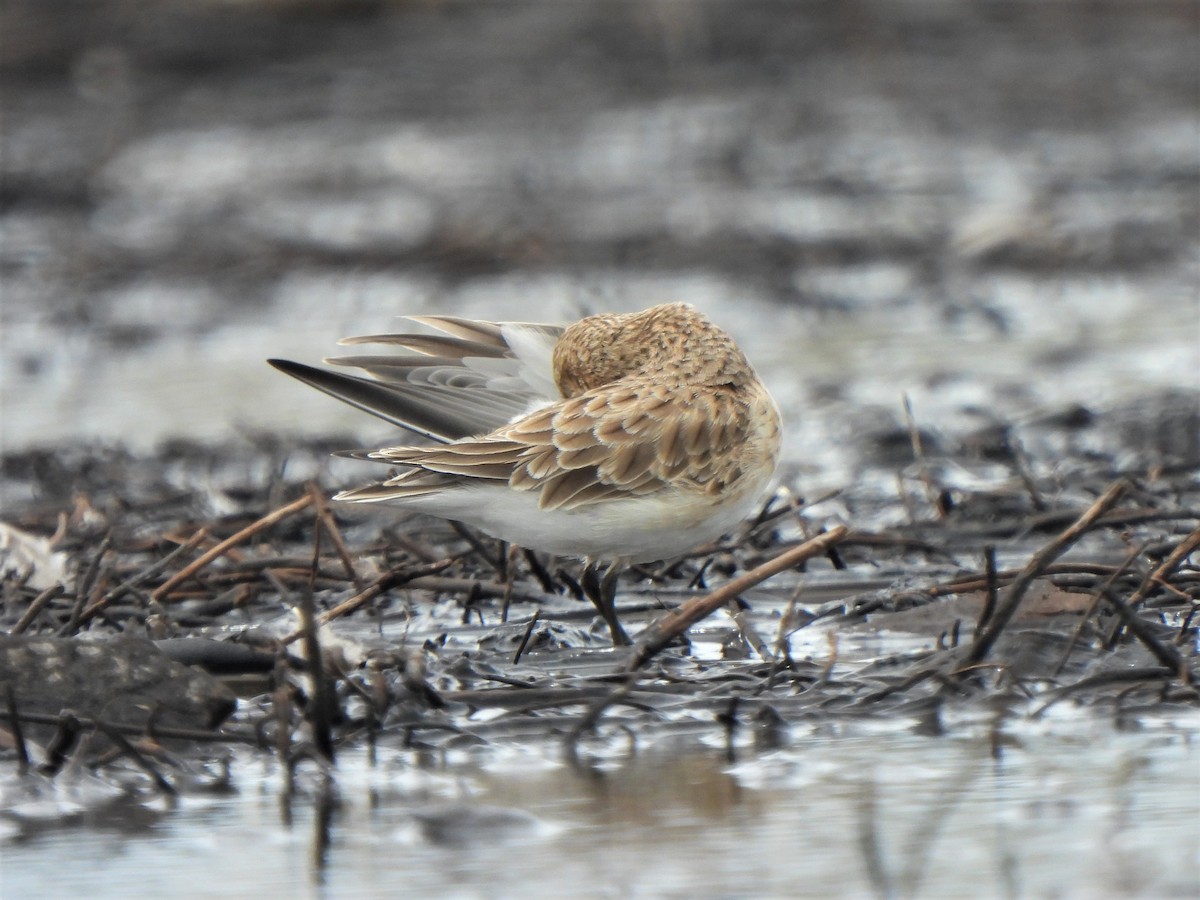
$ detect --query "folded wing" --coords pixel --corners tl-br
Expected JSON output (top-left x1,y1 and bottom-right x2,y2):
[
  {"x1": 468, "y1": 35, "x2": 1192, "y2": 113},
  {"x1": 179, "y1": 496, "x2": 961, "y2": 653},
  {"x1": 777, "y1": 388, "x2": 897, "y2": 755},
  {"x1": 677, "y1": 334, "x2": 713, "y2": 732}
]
[{"x1": 341, "y1": 379, "x2": 756, "y2": 512}]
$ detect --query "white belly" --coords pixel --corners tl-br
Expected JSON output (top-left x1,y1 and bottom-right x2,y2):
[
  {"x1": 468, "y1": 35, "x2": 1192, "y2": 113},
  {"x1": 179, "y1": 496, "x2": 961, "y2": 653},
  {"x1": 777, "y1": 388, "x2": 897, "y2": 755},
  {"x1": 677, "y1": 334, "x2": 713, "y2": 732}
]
[{"x1": 398, "y1": 475, "x2": 771, "y2": 563}]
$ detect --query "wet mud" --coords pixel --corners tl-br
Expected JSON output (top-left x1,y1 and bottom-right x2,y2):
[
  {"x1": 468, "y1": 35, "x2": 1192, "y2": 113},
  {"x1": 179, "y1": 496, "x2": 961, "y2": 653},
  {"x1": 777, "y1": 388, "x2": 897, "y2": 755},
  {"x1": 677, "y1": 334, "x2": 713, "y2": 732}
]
[{"x1": 1, "y1": 393, "x2": 1196, "y2": 823}]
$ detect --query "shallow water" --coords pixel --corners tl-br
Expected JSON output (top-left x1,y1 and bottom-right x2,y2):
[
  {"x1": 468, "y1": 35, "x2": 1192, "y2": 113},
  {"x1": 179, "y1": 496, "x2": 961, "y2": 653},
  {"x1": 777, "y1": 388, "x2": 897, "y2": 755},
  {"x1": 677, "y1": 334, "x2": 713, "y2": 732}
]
[
  {"x1": 2, "y1": 559, "x2": 1197, "y2": 898},
  {"x1": 4, "y1": 719, "x2": 1197, "y2": 899}
]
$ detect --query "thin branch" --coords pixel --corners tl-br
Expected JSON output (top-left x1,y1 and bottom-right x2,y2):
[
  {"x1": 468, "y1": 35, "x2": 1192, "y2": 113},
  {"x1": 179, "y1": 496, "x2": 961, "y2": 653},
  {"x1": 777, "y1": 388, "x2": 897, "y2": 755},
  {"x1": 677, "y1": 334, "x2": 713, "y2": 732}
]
[
  {"x1": 629, "y1": 526, "x2": 849, "y2": 670},
  {"x1": 152, "y1": 494, "x2": 314, "y2": 600},
  {"x1": 960, "y1": 480, "x2": 1128, "y2": 669}
]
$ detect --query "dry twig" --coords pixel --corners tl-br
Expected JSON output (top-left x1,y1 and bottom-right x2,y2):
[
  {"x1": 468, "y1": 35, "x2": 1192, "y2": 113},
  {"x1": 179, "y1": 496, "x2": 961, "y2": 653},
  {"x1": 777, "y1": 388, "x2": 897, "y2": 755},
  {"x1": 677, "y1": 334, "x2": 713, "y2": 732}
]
[
  {"x1": 152, "y1": 494, "x2": 315, "y2": 600},
  {"x1": 630, "y1": 526, "x2": 849, "y2": 670}
]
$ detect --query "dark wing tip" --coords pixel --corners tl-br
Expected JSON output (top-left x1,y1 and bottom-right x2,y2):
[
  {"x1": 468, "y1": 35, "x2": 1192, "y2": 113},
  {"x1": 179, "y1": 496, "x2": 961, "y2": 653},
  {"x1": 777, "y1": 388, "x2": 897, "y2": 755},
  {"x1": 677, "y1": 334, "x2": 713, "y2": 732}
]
[
  {"x1": 267, "y1": 358, "x2": 307, "y2": 375},
  {"x1": 268, "y1": 356, "x2": 459, "y2": 442}
]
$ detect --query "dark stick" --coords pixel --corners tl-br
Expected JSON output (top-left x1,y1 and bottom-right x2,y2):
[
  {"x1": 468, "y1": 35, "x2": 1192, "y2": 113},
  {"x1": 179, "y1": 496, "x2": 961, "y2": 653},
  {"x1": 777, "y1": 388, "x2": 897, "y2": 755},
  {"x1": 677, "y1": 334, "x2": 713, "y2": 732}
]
[
  {"x1": 563, "y1": 671, "x2": 645, "y2": 754},
  {"x1": 718, "y1": 695, "x2": 740, "y2": 762},
  {"x1": 273, "y1": 657, "x2": 295, "y2": 796},
  {"x1": 308, "y1": 482, "x2": 363, "y2": 591},
  {"x1": 59, "y1": 532, "x2": 112, "y2": 636},
  {"x1": 960, "y1": 480, "x2": 1128, "y2": 669},
  {"x1": 281, "y1": 558, "x2": 454, "y2": 644},
  {"x1": 974, "y1": 544, "x2": 998, "y2": 638},
  {"x1": 521, "y1": 548, "x2": 558, "y2": 594},
  {"x1": 1030, "y1": 666, "x2": 1176, "y2": 718},
  {"x1": 742, "y1": 487, "x2": 842, "y2": 545},
  {"x1": 311, "y1": 774, "x2": 336, "y2": 874},
  {"x1": 855, "y1": 780, "x2": 893, "y2": 898},
  {"x1": 500, "y1": 544, "x2": 519, "y2": 624},
  {"x1": 301, "y1": 512, "x2": 335, "y2": 764},
  {"x1": 1104, "y1": 525, "x2": 1200, "y2": 647},
  {"x1": 0, "y1": 706, "x2": 261, "y2": 743},
  {"x1": 1096, "y1": 586, "x2": 1190, "y2": 676},
  {"x1": 1052, "y1": 541, "x2": 1147, "y2": 676},
  {"x1": 1008, "y1": 434, "x2": 1046, "y2": 511},
  {"x1": 448, "y1": 520, "x2": 504, "y2": 574},
  {"x1": 39, "y1": 712, "x2": 82, "y2": 776},
  {"x1": 928, "y1": 562, "x2": 1137, "y2": 598},
  {"x1": 96, "y1": 723, "x2": 176, "y2": 795},
  {"x1": 512, "y1": 611, "x2": 541, "y2": 664},
  {"x1": 10, "y1": 582, "x2": 65, "y2": 635},
  {"x1": 856, "y1": 663, "x2": 941, "y2": 706},
  {"x1": 77, "y1": 529, "x2": 210, "y2": 627},
  {"x1": 4, "y1": 685, "x2": 29, "y2": 773}
]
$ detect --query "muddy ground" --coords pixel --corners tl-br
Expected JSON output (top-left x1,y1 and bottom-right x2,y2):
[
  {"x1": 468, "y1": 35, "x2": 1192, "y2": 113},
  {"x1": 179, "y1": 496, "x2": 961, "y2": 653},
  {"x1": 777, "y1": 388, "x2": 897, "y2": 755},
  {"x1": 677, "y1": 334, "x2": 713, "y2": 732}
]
[{"x1": 1, "y1": 393, "x2": 1196, "y2": 833}]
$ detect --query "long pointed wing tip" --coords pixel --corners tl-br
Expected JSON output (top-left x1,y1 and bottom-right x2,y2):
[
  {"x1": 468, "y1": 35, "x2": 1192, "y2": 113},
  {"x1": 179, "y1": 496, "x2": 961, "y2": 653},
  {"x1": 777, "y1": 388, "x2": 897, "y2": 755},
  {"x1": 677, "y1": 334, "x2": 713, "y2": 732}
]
[{"x1": 267, "y1": 357, "x2": 307, "y2": 375}]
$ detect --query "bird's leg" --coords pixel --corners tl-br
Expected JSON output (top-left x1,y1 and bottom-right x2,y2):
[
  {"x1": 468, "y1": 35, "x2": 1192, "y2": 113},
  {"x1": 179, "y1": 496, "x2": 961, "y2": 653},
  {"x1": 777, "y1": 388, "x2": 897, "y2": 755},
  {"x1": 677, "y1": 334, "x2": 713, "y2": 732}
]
[{"x1": 581, "y1": 559, "x2": 632, "y2": 647}]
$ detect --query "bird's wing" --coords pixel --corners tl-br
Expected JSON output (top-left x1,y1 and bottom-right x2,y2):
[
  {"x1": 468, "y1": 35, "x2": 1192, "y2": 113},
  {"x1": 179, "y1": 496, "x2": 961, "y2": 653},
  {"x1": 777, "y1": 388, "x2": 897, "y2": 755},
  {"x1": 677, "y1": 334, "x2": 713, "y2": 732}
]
[
  {"x1": 269, "y1": 316, "x2": 565, "y2": 442},
  {"x1": 339, "y1": 379, "x2": 752, "y2": 511}
]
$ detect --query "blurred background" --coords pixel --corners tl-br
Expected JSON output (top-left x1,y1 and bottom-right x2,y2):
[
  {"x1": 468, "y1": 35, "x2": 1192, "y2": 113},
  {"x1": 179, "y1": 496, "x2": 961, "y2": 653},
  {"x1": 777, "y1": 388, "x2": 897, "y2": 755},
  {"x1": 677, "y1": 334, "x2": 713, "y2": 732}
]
[{"x1": 2, "y1": 0, "x2": 1197, "y2": 469}]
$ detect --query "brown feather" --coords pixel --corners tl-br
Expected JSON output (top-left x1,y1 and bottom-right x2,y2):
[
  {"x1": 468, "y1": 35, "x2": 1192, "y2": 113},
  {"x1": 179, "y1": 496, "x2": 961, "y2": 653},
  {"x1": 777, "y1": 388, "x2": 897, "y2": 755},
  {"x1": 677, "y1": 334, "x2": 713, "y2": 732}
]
[{"x1": 320, "y1": 304, "x2": 781, "y2": 519}]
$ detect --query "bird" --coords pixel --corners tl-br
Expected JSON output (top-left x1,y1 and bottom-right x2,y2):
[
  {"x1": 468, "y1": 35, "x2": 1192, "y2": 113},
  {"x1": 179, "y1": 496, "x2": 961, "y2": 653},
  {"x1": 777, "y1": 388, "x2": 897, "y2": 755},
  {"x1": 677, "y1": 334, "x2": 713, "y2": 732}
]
[{"x1": 268, "y1": 302, "x2": 782, "y2": 646}]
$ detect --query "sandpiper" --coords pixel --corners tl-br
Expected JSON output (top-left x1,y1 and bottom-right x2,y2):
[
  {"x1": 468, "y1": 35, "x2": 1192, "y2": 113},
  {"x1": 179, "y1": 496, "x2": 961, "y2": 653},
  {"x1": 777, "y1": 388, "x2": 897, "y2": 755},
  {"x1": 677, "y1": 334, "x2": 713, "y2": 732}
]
[{"x1": 270, "y1": 302, "x2": 782, "y2": 645}]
